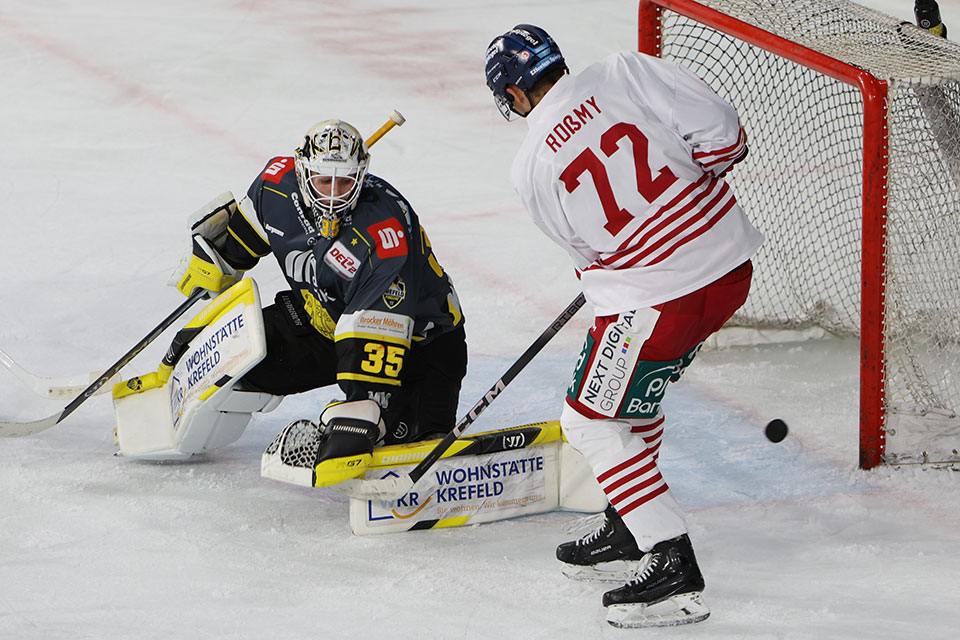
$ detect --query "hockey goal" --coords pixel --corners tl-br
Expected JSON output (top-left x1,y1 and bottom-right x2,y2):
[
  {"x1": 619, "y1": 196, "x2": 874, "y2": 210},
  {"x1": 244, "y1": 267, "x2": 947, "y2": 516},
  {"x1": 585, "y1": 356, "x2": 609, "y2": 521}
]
[{"x1": 638, "y1": 0, "x2": 960, "y2": 468}]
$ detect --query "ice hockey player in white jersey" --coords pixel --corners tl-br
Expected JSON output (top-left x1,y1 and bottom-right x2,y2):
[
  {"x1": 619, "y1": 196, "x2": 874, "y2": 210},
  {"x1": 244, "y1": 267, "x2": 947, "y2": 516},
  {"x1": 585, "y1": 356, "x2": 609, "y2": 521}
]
[{"x1": 485, "y1": 25, "x2": 764, "y2": 628}]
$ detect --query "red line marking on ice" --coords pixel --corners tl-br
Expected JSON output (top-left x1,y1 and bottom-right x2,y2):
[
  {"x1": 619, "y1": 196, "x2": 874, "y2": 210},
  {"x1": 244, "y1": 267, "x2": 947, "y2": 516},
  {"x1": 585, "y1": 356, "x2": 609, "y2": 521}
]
[{"x1": 0, "y1": 14, "x2": 263, "y2": 162}]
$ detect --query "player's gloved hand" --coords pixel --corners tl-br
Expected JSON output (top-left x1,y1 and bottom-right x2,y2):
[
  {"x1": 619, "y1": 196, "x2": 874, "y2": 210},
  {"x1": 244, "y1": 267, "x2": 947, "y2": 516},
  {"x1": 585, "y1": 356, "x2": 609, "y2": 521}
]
[
  {"x1": 313, "y1": 399, "x2": 386, "y2": 485},
  {"x1": 187, "y1": 191, "x2": 236, "y2": 243},
  {"x1": 168, "y1": 192, "x2": 241, "y2": 298},
  {"x1": 167, "y1": 234, "x2": 239, "y2": 298}
]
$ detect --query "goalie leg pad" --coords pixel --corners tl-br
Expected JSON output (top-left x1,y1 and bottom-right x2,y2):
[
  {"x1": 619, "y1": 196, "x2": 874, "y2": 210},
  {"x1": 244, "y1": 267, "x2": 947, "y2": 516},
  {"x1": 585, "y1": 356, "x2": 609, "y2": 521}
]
[{"x1": 116, "y1": 387, "x2": 280, "y2": 460}]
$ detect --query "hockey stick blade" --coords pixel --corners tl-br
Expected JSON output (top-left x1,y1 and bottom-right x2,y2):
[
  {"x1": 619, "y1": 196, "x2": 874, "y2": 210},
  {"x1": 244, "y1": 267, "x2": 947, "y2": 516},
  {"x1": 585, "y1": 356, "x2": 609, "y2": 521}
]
[
  {"x1": 335, "y1": 473, "x2": 415, "y2": 501},
  {"x1": 0, "y1": 346, "x2": 121, "y2": 399},
  {"x1": 334, "y1": 293, "x2": 587, "y2": 501},
  {"x1": 0, "y1": 289, "x2": 205, "y2": 438}
]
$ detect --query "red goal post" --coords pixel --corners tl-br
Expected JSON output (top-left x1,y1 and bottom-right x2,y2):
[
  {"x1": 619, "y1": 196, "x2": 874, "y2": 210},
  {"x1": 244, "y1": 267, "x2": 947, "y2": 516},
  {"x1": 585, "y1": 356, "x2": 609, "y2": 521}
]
[{"x1": 637, "y1": 0, "x2": 960, "y2": 468}]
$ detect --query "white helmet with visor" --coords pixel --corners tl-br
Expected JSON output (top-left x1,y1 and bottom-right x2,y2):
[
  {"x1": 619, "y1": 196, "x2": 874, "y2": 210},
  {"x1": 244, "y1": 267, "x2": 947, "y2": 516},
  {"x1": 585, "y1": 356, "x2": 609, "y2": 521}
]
[{"x1": 294, "y1": 119, "x2": 370, "y2": 238}]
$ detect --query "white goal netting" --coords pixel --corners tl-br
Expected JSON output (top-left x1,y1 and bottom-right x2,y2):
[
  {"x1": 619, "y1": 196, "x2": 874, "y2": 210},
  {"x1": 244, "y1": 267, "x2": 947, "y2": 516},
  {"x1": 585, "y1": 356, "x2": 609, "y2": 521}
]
[{"x1": 654, "y1": 0, "x2": 960, "y2": 464}]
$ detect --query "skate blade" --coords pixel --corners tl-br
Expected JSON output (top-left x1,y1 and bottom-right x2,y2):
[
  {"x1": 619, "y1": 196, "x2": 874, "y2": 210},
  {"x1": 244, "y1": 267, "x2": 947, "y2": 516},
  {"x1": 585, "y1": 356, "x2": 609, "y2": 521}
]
[
  {"x1": 560, "y1": 560, "x2": 643, "y2": 583},
  {"x1": 606, "y1": 592, "x2": 710, "y2": 629}
]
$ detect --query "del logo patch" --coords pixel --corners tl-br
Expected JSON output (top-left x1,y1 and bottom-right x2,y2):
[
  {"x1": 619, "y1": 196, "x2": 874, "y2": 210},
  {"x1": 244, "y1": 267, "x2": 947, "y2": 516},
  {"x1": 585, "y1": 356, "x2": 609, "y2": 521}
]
[
  {"x1": 324, "y1": 242, "x2": 360, "y2": 280},
  {"x1": 368, "y1": 219, "x2": 408, "y2": 259},
  {"x1": 262, "y1": 157, "x2": 294, "y2": 184}
]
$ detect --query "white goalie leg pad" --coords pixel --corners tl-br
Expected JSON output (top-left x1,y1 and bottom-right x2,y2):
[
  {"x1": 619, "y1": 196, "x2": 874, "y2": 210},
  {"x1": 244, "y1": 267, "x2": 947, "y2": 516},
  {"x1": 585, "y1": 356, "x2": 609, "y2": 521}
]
[
  {"x1": 116, "y1": 385, "x2": 281, "y2": 461},
  {"x1": 606, "y1": 592, "x2": 710, "y2": 629},
  {"x1": 176, "y1": 387, "x2": 282, "y2": 455}
]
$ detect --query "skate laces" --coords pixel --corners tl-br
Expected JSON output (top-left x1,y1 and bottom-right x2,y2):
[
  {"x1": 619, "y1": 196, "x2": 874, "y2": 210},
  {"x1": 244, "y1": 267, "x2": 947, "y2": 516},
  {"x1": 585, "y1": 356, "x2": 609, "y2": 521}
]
[
  {"x1": 625, "y1": 553, "x2": 658, "y2": 586},
  {"x1": 561, "y1": 511, "x2": 607, "y2": 538}
]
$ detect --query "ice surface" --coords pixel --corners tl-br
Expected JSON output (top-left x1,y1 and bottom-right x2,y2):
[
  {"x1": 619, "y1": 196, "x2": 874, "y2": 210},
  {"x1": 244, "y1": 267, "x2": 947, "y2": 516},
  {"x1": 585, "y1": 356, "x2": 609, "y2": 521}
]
[{"x1": 0, "y1": 1, "x2": 958, "y2": 638}]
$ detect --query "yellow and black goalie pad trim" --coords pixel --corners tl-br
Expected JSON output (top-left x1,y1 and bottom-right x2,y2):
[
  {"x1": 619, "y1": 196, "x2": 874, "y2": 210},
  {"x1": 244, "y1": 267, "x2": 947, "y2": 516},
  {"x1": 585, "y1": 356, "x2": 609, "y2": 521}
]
[
  {"x1": 312, "y1": 421, "x2": 562, "y2": 488},
  {"x1": 314, "y1": 452, "x2": 373, "y2": 487},
  {"x1": 112, "y1": 280, "x2": 257, "y2": 400}
]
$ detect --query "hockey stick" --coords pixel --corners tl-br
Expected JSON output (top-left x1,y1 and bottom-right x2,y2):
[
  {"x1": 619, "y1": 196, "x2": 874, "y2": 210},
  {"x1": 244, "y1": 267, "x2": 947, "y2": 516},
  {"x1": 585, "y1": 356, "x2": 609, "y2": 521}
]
[
  {"x1": 335, "y1": 292, "x2": 587, "y2": 501},
  {"x1": 0, "y1": 111, "x2": 405, "y2": 418},
  {"x1": 0, "y1": 113, "x2": 406, "y2": 402},
  {"x1": 0, "y1": 346, "x2": 122, "y2": 399},
  {"x1": 0, "y1": 288, "x2": 206, "y2": 438},
  {"x1": 365, "y1": 110, "x2": 405, "y2": 147}
]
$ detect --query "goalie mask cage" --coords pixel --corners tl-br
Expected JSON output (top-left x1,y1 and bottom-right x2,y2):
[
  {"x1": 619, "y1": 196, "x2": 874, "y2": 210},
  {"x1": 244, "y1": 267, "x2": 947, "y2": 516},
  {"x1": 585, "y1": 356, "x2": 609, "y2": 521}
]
[{"x1": 638, "y1": 0, "x2": 960, "y2": 468}]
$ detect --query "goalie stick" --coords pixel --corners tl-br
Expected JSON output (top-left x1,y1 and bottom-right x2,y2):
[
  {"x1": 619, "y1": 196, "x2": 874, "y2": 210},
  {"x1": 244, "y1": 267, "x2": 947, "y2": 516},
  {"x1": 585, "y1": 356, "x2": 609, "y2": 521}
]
[
  {"x1": 0, "y1": 346, "x2": 121, "y2": 399},
  {"x1": 0, "y1": 110, "x2": 406, "y2": 435},
  {"x1": 365, "y1": 110, "x2": 405, "y2": 147},
  {"x1": 335, "y1": 292, "x2": 587, "y2": 501},
  {"x1": 0, "y1": 288, "x2": 206, "y2": 437}
]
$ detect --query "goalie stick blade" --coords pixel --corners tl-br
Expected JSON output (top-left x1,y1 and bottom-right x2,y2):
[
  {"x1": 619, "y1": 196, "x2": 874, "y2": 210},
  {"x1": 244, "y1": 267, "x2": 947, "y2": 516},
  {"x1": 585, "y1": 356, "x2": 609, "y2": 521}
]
[
  {"x1": 333, "y1": 474, "x2": 415, "y2": 501},
  {"x1": 0, "y1": 411, "x2": 62, "y2": 438},
  {"x1": 0, "y1": 346, "x2": 120, "y2": 399},
  {"x1": 0, "y1": 289, "x2": 206, "y2": 438}
]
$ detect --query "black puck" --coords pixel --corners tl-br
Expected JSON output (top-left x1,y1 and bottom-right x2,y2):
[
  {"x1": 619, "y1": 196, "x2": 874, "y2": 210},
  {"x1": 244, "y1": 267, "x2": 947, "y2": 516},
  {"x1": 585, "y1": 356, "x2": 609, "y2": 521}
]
[{"x1": 764, "y1": 419, "x2": 789, "y2": 443}]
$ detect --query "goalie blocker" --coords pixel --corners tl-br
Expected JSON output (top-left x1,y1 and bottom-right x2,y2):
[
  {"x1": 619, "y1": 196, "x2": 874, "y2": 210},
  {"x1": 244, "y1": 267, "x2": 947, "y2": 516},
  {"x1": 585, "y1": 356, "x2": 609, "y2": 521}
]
[
  {"x1": 113, "y1": 279, "x2": 281, "y2": 459},
  {"x1": 262, "y1": 420, "x2": 607, "y2": 535}
]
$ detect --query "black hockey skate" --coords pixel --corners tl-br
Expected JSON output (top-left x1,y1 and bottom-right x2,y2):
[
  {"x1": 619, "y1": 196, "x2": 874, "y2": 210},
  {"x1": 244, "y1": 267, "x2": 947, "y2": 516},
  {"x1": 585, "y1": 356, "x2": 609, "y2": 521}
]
[
  {"x1": 556, "y1": 504, "x2": 646, "y2": 582},
  {"x1": 602, "y1": 533, "x2": 710, "y2": 628}
]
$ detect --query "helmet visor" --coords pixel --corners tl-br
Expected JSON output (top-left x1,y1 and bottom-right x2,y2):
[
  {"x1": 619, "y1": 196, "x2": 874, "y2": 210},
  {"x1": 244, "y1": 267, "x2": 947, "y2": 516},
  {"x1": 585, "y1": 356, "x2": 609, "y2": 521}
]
[{"x1": 494, "y1": 91, "x2": 521, "y2": 122}]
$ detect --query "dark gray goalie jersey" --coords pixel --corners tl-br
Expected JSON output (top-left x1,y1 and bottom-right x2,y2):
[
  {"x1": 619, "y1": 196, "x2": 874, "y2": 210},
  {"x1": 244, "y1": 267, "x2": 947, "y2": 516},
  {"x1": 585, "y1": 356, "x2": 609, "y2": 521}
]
[{"x1": 219, "y1": 155, "x2": 464, "y2": 398}]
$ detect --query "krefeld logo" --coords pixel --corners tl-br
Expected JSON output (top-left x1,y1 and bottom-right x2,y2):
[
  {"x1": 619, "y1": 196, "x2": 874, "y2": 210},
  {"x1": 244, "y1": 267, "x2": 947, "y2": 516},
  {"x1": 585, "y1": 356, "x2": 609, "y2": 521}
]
[{"x1": 382, "y1": 277, "x2": 406, "y2": 309}]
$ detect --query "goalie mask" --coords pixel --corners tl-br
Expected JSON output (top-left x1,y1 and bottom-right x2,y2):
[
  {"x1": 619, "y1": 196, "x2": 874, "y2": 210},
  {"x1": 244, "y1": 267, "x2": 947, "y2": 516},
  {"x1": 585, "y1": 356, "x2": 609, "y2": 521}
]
[{"x1": 294, "y1": 120, "x2": 370, "y2": 238}]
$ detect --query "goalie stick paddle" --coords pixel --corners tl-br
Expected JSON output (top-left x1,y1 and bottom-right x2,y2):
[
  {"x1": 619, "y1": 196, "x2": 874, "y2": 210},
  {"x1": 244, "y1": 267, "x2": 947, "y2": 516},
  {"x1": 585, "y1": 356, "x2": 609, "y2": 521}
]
[
  {"x1": 335, "y1": 292, "x2": 587, "y2": 501},
  {"x1": 0, "y1": 288, "x2": 206, "y2": 438}
]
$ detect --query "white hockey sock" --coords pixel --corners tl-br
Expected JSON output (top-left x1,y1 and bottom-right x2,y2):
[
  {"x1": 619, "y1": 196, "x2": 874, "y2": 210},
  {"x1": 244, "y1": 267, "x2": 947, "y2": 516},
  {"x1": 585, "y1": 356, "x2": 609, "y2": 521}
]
[{"x1": 560, "y1": 403, "x2": 687, "y2": 550}]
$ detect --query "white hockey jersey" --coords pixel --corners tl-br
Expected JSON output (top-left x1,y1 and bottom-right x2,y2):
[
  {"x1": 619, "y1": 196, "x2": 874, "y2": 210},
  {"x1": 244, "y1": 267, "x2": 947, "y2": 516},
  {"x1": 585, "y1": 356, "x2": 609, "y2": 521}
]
[{"x1": 510, "y1": 51, "x2": 764, "y2": 315}]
